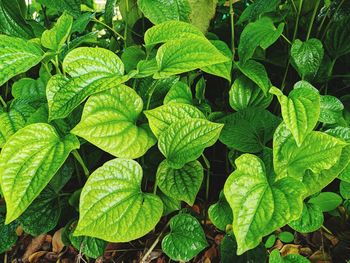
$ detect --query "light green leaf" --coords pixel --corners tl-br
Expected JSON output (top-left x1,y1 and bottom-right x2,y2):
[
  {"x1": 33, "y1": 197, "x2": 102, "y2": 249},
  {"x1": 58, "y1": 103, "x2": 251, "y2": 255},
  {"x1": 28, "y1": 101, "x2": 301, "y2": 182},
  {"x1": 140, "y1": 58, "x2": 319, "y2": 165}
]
[
  {"x1": 0, "y1": 214, "x2": 17, "y2": 254},
  {"x1": 208, "y1": 191, "x2": 233, "y2": 231},
  {"x1": 137, "y1": 0, "x2": 191, "y2": 24},
  {"x1": 319, "y1": 95, "x2": 344, "y2": 124},
  {"x1": 289, "y1": 203, "x2": 323, "y2": 233},
  {"x1": 162, "y1": 213, "x2": 208, "y2": 261},
  {"x1": 219, "y1": 108, "x2": 280, "y2": 153},
  {"x1": 238, "y1": 17, "x2": 284, "y2": 63},
  {"x1": 0, "y1": 35, "x2": 43, "y2": 86},
  {"x1": 72, "y1": 85, "x2": 156, "y2": 159},
  {"x1": 188, "y1": 0, "x2": 217, "y2": 33},
  {"x1": 340, "y1": 181, "x2": 350, "y2": 199},
  {"x1": 237, "y1": 0, "x2": 280, "y2": 24},
  {"x1": 158, "y1": 118, "x2": 223, "y2": 168},
  {"x1": 155, "y1": 37, "x2": 229, "y2": 78},
  {"x1": 164, "y1": 81, "x2": 193, "y2": 105},
  {"x1": 235, "y1": 60, "x2": 271, "y2": 95},
  {"x1": 309, "y1": 192, "x2": 342, "y2": 212},
  {"x1": 229, "y1": 75, "x2": 273, "y2": 111},
  {"x1": 75, "y1": 158, "x2": 163, "y2": 242},
  {"x1": 270, "y1": 86, "x2": 320, "y2": 146},
  {"x1": 291, "y1": 39, "x2": 324, "y2": 80},
  {"x1": 144, "y1": 103, "x2": 205, "y2": 138},
  {"x1": 47, "y1": 47, "x2": 127, "y2": 120},
  {"x1": 0, "y1": 123, "x2": 79, "y2": 223},
  {"x1": 41, "y1": 12, "x2": 73, "y2": 51},
  {"x1": 156, "y1": 160, "x2": 204, "y2": 205},
  {"x1": 224, "y1": 154, "x2": 306, "y2": 255},
  {"x1": 37, "y1": 0, "x2": 81, "y2": 17}
]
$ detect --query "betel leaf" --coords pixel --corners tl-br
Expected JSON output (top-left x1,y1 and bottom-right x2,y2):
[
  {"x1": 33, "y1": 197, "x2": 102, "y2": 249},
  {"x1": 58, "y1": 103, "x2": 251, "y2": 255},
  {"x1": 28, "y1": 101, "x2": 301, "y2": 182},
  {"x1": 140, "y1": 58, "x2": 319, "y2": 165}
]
[
  {"x1": 325, "y1": 16, "x2": 350, "y2": 59},
  {"x1": 12, "y1": 78, "x2": 46, "y2": 102},
  {"x1": 188, "y1": 0, "x2": 217, "y2": 33},
  {"x1": 156, "y1": 159, "x2": 204, "y2": 205},
  {"x1": 41, "y1": 12, "x2": 73, "y2": 51},
  {"x1": 269, "y1": 249, "x2": 310, "y2": 263},
  {"x1": 219, "y1": 108, "x2": 280, "y2": 153},
  {"x1": 340, "y1": 181, "x2": 350, "y2": 199},
  {"x1": 270, "y1": 86, "x2": 320, "y2": 146},
  {"x1": 290, "y1": 39, "x2": 324, "y2": 80},
  {"x1": 0, "y1": 123, "x2": 79, "y2": 223},
  {"x1": 121, "y1": 46, "x2": 146, "y2": 73},
  {"x1": 0, "y1": 214, "x2": 17, "y2": 254},
  {"x1": 158, "y1": 118, "x2": 223, "y2": 168},
  {"x1": 144, "y1": 103, "x2": 205, "y2": 138},
  {"x1": 278, "y1": 231, "x2": 294, "y2": 243},
  {"x1": 47, "y1": 47, "x2": 127, "y2": 120},
  {"x1": 0, "y1": 35, "x2": 43, "y2": 86},
  {"x1": 74, "y1": 159, "x2": 163, "y2": 242},
  {"x1": 237, "y1": 0, "x2": 280, "y2": 24},
  {"x1": 309, "y1": 192, "x2": 343, "y2": 212},
  {"x1": 224, "y1": 154, "x2": 306, "y2": 255},
  {"x1": 289, "y1": 203, "x2": 324, "y2": 233},
  {"x1": 208, "y1": 191, "x2": 233, "y2": 231},
  {"x1": 229, "y1": 75, "x2": 273, "y2": 111},
  {"x1": 37, "y1": 0, "x2": 81, "y2": 18},
  {"x1": 137, "y1": 0, "x2": 191, "y2": 24},
  {"x1": 164, "y1": 81, "x2": 193, "y2": 105},
  {"x1": 238, "y1": 17, "x2": 284, "y2": 63},
  {"x1": 71, "y1": 85, "x2": 156, "y2": 159},
  {"x1": 158, "y1": 191, "x2": 181, "y2": 216},
  {"x1": 154, "y1": 37, "x2": 229, "y2": 78},
  {"x1": 162, "y1": 213, "x2": 208, "y2": 261},
  {"x1": 235, "y1": 60, "x2": 271, "y2": 95},
  {"x1": 319, "y1": 95, "x2": 344, "y2": 124}
]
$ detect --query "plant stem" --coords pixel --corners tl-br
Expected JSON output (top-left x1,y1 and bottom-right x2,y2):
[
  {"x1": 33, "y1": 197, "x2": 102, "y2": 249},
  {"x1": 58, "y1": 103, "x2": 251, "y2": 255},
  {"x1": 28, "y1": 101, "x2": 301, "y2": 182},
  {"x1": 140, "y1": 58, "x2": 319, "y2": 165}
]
[
  {"x1": 229, "y1": 0, "x2": 235, "y2": 59},
  {"x1": 93, "y1": 17, "x2": 125, "y2": 40},
  {"x1": 0, "y1": 95, "x2": 6, "y2": 108},
  {"x1": 72, "y1": 150, "x2": 90, "y2": 177},
  {"x1": 281, "y1": 34, "x2": 292, "y2": 45},
  {"x1": 316, "y1": 4, "x2": 330, "y2": 37},
  {"x1": 42, "y1": 62, "x2": 52, "y2": 76},
  {"x1": 202, "y1": 154, "x2": 211, "y2": 222},
  {"x1": 306, "y1": 0, "x2": 320, "y2": 40}
]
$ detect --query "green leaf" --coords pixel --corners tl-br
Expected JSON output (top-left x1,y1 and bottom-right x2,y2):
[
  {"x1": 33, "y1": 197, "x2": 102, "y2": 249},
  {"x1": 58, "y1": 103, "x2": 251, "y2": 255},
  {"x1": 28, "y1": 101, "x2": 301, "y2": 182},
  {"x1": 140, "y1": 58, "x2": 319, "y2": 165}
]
[
  {"x1": 162, "y1": 213, "x2": 208, "y2": 261},
  {"x1": 137, "y1": 0, "x2": 191, "y2": 24},
  {"x1": 121, "y1": 46, "x2": 146, "y2": 73},
  {"x1": 0, "y1": 123, "x2": 79, "y2": 223},
  {"x1": 164, "y1": 81, "x2": 193, "y2": 105},
  {"x1": 278, "y1": 232, "x2": 294, "y2": 243},
  {"x1": 219, "y1": 108, "x2": 280, "y2": 153},
  {"x1": 270, "y1": 86, "x2": 320, "y2": 146},
  {"x1": 71, "y1": 12, "x2": 94, "y2": 33},
  {"x1": 340, "y1": 181, "x2": 350, "y2": 199},
  {"x1": 238, "y1": 17, "x2": 284, "y2": 63},
  {"x1": 237, "y1": 0, "x2": 280, "y2": 24},
  {"x1": 158, "y1": 118, "x2": 223, "y2": 168},
  {"x1": 47, "y1": 47, "x2": 127, "y2": 120},
  {"x1": 41, "y1": 12, "x2": 73, "y2": 51},
  {"x1": 325, "y1": 16, "x2": 350, "y2": 59},
  {"x1": 75, "y1": 158, "x2": 163, "y2": 242},
  {"x1": 290, "y1": 39, "x2": 324, "y2": 80},
  {"x1": 224, "y1": 154, "x2": 306, "y2": 255},
  {"x1": 155, "y1": 37, "x2": 229, "y2": 78},
  {"x1": 309, "y1": 192, "x2": 343, "y2": 212},
  {"x1": 156, "y1": 160, "x2": 203, "y2": 205},
  {"x1": 37, "y1": 0, "x2": 81, "y2": 18},
  {"x1": 289, "y1": 203, "x2": 324, "y2": 233},
  {"x1": 188, "y1": 0, "x2": 217, "y2": 33},
  {"x1": 319, "y1": 95, "x2": 344, "y2": 124},
  {"x1": 12, "y1": 78, "x2": 46, "y2": 102},
  {"x1": 0, "y1": 35, "x2": 43, "y2": 86},
  {"x1": 0, "y1": 214, "x2": 17, "y2": 254},
  {"x1": 158, "y1": 192, "x2": 181, "y2": 216},
  {"x1": 229, "y1": 75, "x2": 273, "y2": 111},
  {"x1": 265, "y1": 235, "x2": 277, "y2": 248},
  {"x1": 235, "y1": 60, "x2": 271, "y2": 95},
  {"x1": 269, "y1": 249, "x2": 310, "y2": 263},
  {"x1": 72, "y1": 85, "x2": 156, "y2": 159},
  {"x1": 208, "y1": 191, "x2": 233, "y2": 231}
]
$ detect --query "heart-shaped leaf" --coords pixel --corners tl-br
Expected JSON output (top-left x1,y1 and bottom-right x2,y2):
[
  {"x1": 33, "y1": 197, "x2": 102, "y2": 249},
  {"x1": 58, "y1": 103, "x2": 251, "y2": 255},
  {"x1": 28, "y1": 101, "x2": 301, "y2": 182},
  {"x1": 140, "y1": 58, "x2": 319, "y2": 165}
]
[
  {"x1": 208, "y1": 191, "x2": 233, "y2": 231},
  {"x1": 289, "y1": 203, "x2": 324, "y2": 233}
]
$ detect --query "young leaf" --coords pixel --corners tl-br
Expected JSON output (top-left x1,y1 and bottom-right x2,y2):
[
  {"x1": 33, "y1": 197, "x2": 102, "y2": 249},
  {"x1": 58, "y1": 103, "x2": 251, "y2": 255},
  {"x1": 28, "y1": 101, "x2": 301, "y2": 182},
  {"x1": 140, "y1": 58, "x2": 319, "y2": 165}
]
[
  {"x1": 290, "y1": 39, "x2": 324, "y2": 80},
  {"x1": 156, "y1": 160, "x2": 204, "y2": 205},
  {"x1": 0, "y1": 35, "x2": 43, "y2": 86},
  {"x1": 158, "y1": 118, "x2": 223, "y2": 168},
  {"x1": 47, "y1": 47, "x2": 127, "y2": 120},
  {"x1": 162, "y1": 213, "x2": 208, "y2": 261},
  {"x1": 278, "y1": 231, "x2": 294, "y2": 243},
  {"x1": 164, "y1": 81, "x2": 193, "y2": 105},
  {"x1": 0, "y1": 214, "x2": 17, "y2": 254},
  {"x1": 224, "y1": 154, "x2": 306, "y2": 255},
  {"x1": 309, "y1": 192, "x2": 343, "y2": 212},
  {"x1": 269, "y1": 249, "x2": 310, "y2": 263},
  {"x1": 238, "y1": 17, "x2": 284, "y2": 63},
  {"x1": 208, "y1": 191, "x2": 233, "y2": 231},
  {"x1": 74, "y1": 159, "x2": 163, "y2": 242},
  {"x1": 0, "y1": 123, "x2": 80, "y2": 223},
  {"x1": 289, "y1": 203, "x2": 324, "y2": 233},
  {"x1": 144, "y1": 103, "x2": 205, "y2": 138},
  {"x1": 237, "y1": 0, "x2": 280, "y2": 24},
  {"x1": 270, "y1": 86, "x2": 320, "y2": 146},
  {"x1": 72, "y1": 85, "x2": 156, "y2": 159},
  {"x1": 319, "y1": 95, "x2": 344, "y2": 124}
]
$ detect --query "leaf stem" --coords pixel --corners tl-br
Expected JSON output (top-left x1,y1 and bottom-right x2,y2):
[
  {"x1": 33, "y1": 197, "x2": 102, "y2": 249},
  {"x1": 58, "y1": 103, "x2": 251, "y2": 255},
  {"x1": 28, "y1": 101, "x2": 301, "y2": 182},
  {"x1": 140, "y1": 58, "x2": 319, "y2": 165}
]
[
  {"x1": 72, "y1": 150, "x2": 90, "y2": 177},
  {"x1": 202, "y1": 154, "x2": 211, "y2": 223},
  {"x1": 93, "y1": 17, "x2": 125, "y2": 40},
  {"x1": 0, "y1": 95, "x2": 6, "y2": 108},
  {"x1": 306, "y1": 0, "x2": 320, "y2": 40},
  {"x1": 229, "y1": 0, "x2": 235, "y2": 59},
  {"x1": 281, "y1": 34, "x2": 292, "y2": 45}
]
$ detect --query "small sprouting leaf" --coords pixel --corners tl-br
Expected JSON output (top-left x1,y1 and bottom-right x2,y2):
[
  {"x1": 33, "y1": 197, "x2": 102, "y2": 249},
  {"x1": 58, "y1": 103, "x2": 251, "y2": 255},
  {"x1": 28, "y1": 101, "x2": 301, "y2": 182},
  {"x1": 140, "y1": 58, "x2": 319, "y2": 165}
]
[
  {"x1": 237, "y1": 0, "x2": 280, "y2": 24},
  {"x1": 137, "y1": 0, "x2": 191, "y2": 24},
  {"x1": 0, "y1": 35, "x2": 43, "y2": 86},
  {"x1": 224, "y1": 154, "x2": 306, "y2": 255},
  {"x1": 162, "y1": 213, "x2": 208, "y2": 261},
  {"x1": 164, "y1": 81, "x2": 193, "y2": 105},
  {"x1": 72, "y1": 85, "x2": 156, "y2": 159},
  {"x1": 229, "y1": 75, "x2": 273, "y2": 111},
  {"x1": 325, "y1": 16, "x2": 350, "y2": 59},
  {"x1": 75, "y1": 159, "x2": 163, "y2": 242},
  {"x1": 208, "y1": 191, "x2": 233, "y2": 231},
  {"x1": 156, "y1": 160, "x2": 204, "y2": 205},
  {"x1": 158, "y1": 118, "x2": 223, "y2": 168},
  {"x1": 155, "y1": 37, "x2": 229, "y2": 78},
  {"x1": 144, "y1": 103, "x2": 205, "y2": 138},
  {"x1": 309, "y1": 192, "x2": 343, "y2": 212},
  {"x1": 265, "y1": 235, "x2": 276, "y2": 248},
  {"x1": 278, "y1": 231, "x2": 294, "y2": 243},
  {"x1": 41, "y1": 12, "x2": 73, "y2": 51},
  {"x1": 47, "y1": 47, "x2": 127, "y2": 120},
  {"x1": 270, "y1": 86, "x2": 320, "y2": 146},
  {"x1": 289, "y1": 203, "x2": 324, "y2": 233},
  {"x1": 219, "y1": 108, "x2": 280, "y2": 153},
  {"x1": 269, "y1": 249, "x2": 310, "y2": 263},
  {"x1": 319, "y1": 95, "x2": 344, "y2": 124},
  {"x1": 0, "y1": 214, "x2": 17, "y2": 254},
  {"x1": 290, "y1": 39, "x2": 324, "y2": 80},
  {"x1": 238, "y1": 17, "x2": 284, "y2": 63},
  {"x1": 0, "y1": 123, "x2": 79, "y2": 223}
]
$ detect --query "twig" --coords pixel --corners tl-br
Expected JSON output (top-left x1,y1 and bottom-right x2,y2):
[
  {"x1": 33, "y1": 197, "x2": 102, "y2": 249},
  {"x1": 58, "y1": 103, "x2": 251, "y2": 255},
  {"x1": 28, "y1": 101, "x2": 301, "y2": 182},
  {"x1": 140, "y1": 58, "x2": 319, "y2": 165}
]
[{"x1": 306, "y1": 0, "x2": 320, "y2": 40}]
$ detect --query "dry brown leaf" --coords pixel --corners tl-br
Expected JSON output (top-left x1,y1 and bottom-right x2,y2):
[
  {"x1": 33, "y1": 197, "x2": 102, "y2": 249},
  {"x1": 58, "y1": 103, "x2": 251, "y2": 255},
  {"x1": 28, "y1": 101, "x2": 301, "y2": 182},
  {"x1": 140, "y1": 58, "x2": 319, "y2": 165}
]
[
  {"x1": 16, "y1": 225, "x2": 23, "y2": 236},
  {"x1": 309, "y1": 250, "x2": 332, "y2": 263},
  {"x1": 323, "y1": 232, "x2": 339, "y2": 246},
  {"x1": 214, "y1": 234, "x2": 224, "y2": 245},
  {"x1": 300, "y1": 247, "x2": 313, "y2": 257},
  {"x1": 28, "y1": 251, "x2": 47, "y2": 263},
  {"x1": 44, "y1": 251, "x2": 58, "y2": 262},
  {"x1": 52, "y1": 228, "x2": 65, "y2": 254},
  {"x1": 272, "y1": 239, "x2": 284, "y2": 250},
  {"x1": 23, "y1": 235, "x2": 47, "y2": 262},
  {"x1": 204, "y1": 244, "x2": 218, "y2": 260},
  {"x1": 280, "y1": 244, "x2": 301, "y2": 257}
]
